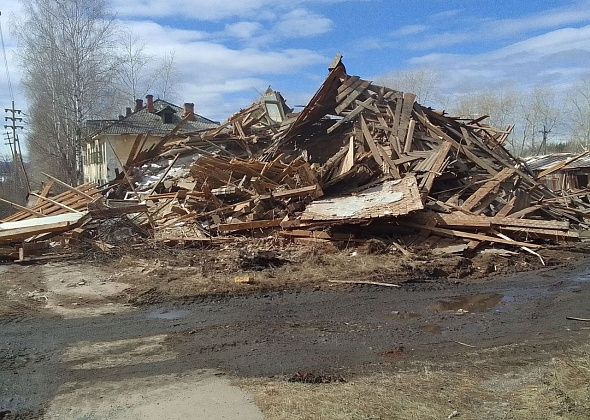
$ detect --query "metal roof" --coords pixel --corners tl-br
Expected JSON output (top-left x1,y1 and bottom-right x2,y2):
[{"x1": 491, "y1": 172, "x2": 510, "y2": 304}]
[
  {"x1": 85, "y1": 99, "x2": 219, "y2": 138},
  {"x1": 522, "y1": 153, "x2": 590, "y2": 172}
]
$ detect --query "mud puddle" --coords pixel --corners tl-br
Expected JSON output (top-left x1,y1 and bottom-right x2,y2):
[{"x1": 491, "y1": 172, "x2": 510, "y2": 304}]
[
  {"x1": 434, "y1": 293, "x2": 504, "y2": 313},
  {"x1": 144, "y1": 308, "x2": 191, "y2": 320},
  {"x1": 421, "y1": 324, "x2": 442, "y2": 335}
]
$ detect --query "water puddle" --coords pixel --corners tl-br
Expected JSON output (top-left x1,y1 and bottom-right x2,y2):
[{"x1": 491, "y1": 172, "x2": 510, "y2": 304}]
[
  {"x1": 420, "y1": 324, "x2": 442, "y2": 335},
  {"x1": 573, "y1": 272, "x2": 590, "y2": 283},
  {"x1": 434, "y1": 293, "x2": 503, "y2": 313},
  {"x1": 144, "y1": 308, "x2": 190, "y2": 320}
]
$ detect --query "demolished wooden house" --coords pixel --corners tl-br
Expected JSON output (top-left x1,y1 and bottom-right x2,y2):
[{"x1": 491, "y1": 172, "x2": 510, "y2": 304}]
[
  {"x1": 1, "y1": 56, "x2": 589, "y2": 261},
  {"x1": 523, "y1": 152, "x2": 590, "y2": 192}
]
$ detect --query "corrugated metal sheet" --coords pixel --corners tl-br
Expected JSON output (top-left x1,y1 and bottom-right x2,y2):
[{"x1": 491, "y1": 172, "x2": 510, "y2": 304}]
[{"x1": 523, "y1": 153, "x2": 590, "y2": 171}]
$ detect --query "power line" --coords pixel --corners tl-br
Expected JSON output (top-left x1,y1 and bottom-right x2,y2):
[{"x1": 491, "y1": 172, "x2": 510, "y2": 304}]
[
  {"x1": 0, "y1": 11, "x2": 14, "y2": 102},
  {"x1": 5, "y1": 100, "x2": 30, "y2": 191}
]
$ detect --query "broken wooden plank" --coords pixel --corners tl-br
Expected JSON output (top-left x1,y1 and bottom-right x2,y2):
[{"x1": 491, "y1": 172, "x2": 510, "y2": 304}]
[
  {"x1": 41, "y1": 173, "x2": 97, "y2": 201},
  {"x1": 403, "y1": 119, "x2": 416, "y2": 154},
  {"x1": 403, "y1": 222, "x2": 543, "y2": 249},
  {"x1": 0, "y1": 213, "x2": 87, "y2": 243},
  {"x1": 217, "y1": 219, "x2": 282, "y2": 233},
  {"x1": 302, "y1": 177, "x2": 423, "y2": 221},
  {"x1": 536, "y1": 151, "x2": 590, "y2": 179},
  {"x1": 29, "y1": 192, "x2": 84, "y2": 214},
  {"x1": 0, "y1": 197, "x2": 45, "y2": 218},
  {"x1": 397, "y1": 92, "x2": 416, "y2": 141},
  {"x1": 328, "y1": 279, "x2": 400, "y2": 288},
  {"x1": 420, "y1": 141, "x2": 452, "y2": 195},
  {"x1": 360, "y1": 115, "x2": 383, "y2": 166},
  {"x1": 327, "y1": 97, "x2": 374, "y2": 134},
  {"x1": 461, "y1": 168, "x2": 516, "y2": 212}
]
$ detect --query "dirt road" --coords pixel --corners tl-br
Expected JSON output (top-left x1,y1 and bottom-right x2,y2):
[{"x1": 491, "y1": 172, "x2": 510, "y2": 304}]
[{"x1": 1, "y1": 257, "x2": 589, "y2": 418}]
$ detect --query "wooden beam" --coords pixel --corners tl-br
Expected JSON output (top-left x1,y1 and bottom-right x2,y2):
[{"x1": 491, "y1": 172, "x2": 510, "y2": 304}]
[
  {"x1": 35, "y1": 181, "x2": 54, "y2": 206},
  {"x1": 421, "y1": 141, "x2": 452, "y2": 195},
  {"x1": 29, "y1": 192, "x2": 83, "y2": 214},
  {"x1": 41, "y1": 172, "x2": 96, "y2": 201},
  {"x1": 217, "y1": 218, "x2": 282, "y2": 233},
  {"x1": 403, "y1": 119, "x2": 416, "y2": 154},
  {"x1": 360, "y1": 115, "x2": 383, "y2": 166},
  {"x1": 147, "y1": 154, "x2": 180, "y2": 196},
  {"x1": 0, "y1": 197, "x2": 45, "y2": 218},
  {"x1": 404, "y1": 222, "x2": 543, "y2": 249},
  {"x1": 327, "y1": 97, "x2": 374, "y2": 134},
  {"x1": 0, "y1": 213, "x2": 86, "y2": 243},
  {"x1": 461, "y1": 168, "x2": 516, "y2": 212}
]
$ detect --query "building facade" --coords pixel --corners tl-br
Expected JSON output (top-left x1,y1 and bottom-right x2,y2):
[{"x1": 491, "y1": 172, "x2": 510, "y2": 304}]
[{"x1": 83, "y1": 96, "x2": 218, "y2": 184}]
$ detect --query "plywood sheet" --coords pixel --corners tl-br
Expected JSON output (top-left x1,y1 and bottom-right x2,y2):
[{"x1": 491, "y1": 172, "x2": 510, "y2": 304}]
[{"x1": 302, "y1": 175, "x2": 423, "y2": 221}]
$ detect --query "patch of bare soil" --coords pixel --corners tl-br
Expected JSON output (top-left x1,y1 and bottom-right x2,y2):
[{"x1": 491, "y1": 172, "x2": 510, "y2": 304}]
[
  {"x1": 0, "y1": 262, "x2": 130, "y2": 320},
  {"x1": 2, "y1": 241, "x2": 589, "y2": 318},
  {"x1": 0, "y1": 265, "x2": 50, "y2": 321}
]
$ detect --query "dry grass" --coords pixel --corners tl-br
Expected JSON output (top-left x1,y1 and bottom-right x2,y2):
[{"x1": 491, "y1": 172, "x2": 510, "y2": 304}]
[{"x1": 237, "y1": 344, "x2": 590, "y2": 420}]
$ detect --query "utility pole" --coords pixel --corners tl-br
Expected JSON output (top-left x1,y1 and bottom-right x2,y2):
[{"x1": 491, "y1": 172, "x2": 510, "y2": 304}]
[
  {"x1": 3, "y1": 130, "x2": 14, "y2": 162},
  {"x1": 538, "y1": 125, "x2": 551, "y2": 156},
  {"x1": 4, "y1": 100, "x2": 30, "y2": 191}
]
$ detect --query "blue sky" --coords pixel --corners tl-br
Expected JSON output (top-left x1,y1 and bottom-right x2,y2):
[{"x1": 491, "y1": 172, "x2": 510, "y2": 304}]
[{"x1": 1, "y1": 0, "x2": 590, "y2": 154}]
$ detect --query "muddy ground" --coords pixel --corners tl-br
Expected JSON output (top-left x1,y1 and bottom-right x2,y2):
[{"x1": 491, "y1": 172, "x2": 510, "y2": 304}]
[{"x1": 0, "y1": 244, "x2": 589, "y2": 419}]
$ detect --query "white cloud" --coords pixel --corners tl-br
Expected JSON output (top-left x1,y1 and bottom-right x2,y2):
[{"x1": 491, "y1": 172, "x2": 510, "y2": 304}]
[
  {"x1": 0, "y1": 3, "x2": 26, "y2": 155},
  {"x1": 272, "y1": 8, "x2": 333, "y2": 38},
  {"x1": 110, "y1": 0, "x2": 354, "y2": 21},
  {"x1": 116, "y1": 19, "x2": 326, "y2": 120},
  {"x1": 429, "y1": 9, "x2": 462, "y2": 20},
  {"x1": 224, "y1": 21, "x2": 263, "y2": 39},
  {"x1": 412, "y1": 1, "x2": 590, "y2": 50},
  {"x1": 406, "y1": 25, "x2": 590, "y2": 100},
  {"x1": 220, "y1": 8, "x2": 333, "y2": 45},
  {"x1": 391, "y1": 24, "x2": 427, "y2": 37},
  {"x1": 117, "y1": 20, "x2": 209, "y2": 42}
]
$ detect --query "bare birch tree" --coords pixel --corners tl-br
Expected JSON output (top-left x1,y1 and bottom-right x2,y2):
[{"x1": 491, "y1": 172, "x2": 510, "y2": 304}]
[
  {"x1": 568, "y1": 78, "x2": 590, "y2": 149},
  {"x1": 517, "y1": 87, "x2": 560, "y2": 156},
  {"x1": 377, "y1": 69, "x2": 440, "y2": 104},
  {"x1": 155, "y1": 50, "x2": 178, "y2": 101},
  {"x1": 0, "y1": 154, "x2": 26, "y2": 216},
  {"x1": 452, "y1": 88, "x2": 520, "y2": 151},
  {"x1": 108, "y1": 32, "x2": 178, "y2": 111},
  {"x1": 16, "y1": 0, "x2": 117, "y2": 185},
  {"x1": 113, "y1": 32, "x2": 151, "y2": 103}
]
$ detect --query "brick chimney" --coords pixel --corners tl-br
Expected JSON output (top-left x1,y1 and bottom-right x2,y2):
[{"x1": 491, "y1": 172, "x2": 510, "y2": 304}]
[
  {"x1": 146, "y1": 94, "x2": 154, "y2": 113},
  {"x1": 125, "y1": 107, "x2": 132, "y2": 116},
  {"x1": 135, "y1": 99, "x2": 143, "y2": 112},
  {"x1": 183, "y1": 102, "x2": 195, "y2": 121}
]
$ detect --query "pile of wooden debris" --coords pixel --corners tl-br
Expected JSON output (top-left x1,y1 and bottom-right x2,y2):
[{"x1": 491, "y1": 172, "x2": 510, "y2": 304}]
[{"x1": 2, "y1": 57, "x2": 589, "y2": 262}]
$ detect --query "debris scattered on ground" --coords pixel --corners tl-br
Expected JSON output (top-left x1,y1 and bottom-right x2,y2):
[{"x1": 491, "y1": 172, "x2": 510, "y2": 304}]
[
  {"x1": 2, "y1": 56, "x2": 590, "y2": 263},
  {"x1": 566, "y1": 316, "x2": 590, "y2": 322},
  {"x1": 328, "y1": 279, "x2": 400, "y2": 288},
  {"x1": 288, "y1": 371, "x2": 346, "y2": 384}
]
